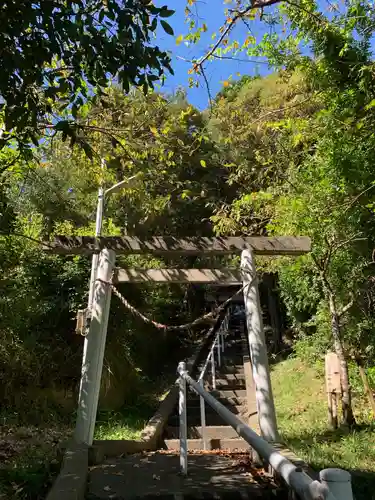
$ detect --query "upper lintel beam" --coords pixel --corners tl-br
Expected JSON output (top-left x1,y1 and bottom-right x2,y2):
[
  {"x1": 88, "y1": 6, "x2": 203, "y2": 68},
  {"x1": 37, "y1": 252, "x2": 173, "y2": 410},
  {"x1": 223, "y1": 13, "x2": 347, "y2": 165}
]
[{"x1": 43, "y1": 236, "x2": 311, "y2": 256}]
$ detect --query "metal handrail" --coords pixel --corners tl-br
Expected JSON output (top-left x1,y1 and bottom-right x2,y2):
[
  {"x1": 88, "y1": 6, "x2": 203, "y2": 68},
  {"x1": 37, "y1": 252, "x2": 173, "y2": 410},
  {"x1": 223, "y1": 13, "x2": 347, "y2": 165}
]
[
  {"x1": 195, "y1": 306, "x2": 230, "y2": 450},
  {"x1": 198, "y1": 308, "x2": 228, "y2": 383},
  {"x1": 177, "y1": 358, "x2": 353, "y2": 500}
]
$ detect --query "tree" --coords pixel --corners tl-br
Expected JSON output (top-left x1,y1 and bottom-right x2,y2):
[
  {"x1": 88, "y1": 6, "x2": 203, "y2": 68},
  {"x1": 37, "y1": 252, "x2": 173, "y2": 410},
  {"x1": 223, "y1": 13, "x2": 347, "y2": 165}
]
[
  {"x1": 0, "y1": 86, "x2": 241, "y2": 416},
  {"x1": 209, "y1": 67, "x2": 375, "y2": 425},
  {"x1": 181, "y1": 0, "x2": 375, "y2": 426},
  {"x1": 208, "y1": 71, "x2": 320, "y2": 235},
  {"x1": 0, "y1": 0, "x2": 175, "y2": 153},
  {"x1": 55, "y1": 87, "x2": 236, "y2": 238}
]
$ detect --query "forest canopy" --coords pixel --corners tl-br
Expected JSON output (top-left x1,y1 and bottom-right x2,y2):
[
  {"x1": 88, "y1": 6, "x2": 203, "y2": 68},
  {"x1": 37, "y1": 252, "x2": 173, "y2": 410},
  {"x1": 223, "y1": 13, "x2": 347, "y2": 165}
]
[{"x1": 1, "y1": 0, "x2": 375, "y2": 435}]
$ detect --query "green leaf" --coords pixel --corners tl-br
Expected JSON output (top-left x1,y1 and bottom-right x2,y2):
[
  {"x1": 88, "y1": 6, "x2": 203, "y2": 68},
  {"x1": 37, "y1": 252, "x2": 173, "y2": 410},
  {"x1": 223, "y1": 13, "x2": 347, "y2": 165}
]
[
  {"x1": 0, "y1": 1, "x2": 174, "y2": 150},
  {"x1": 159, "y1": 8, "x2": 175, "y2": 18},
  {"x1": 365, "y1": 99, "x2": 375, "y2": 110},
  {"x1": 160, "y1": 20, "x2": 174, "y2": 35},
  {"x1": 54, "y1": 121, "x2": 69, "y2": 132},
  {"x1": 200, "y1": 159, "x2": 207, "y2": 168},
  {"x1": 150, "y1": 17, "x2": 158, "y2": 31}
]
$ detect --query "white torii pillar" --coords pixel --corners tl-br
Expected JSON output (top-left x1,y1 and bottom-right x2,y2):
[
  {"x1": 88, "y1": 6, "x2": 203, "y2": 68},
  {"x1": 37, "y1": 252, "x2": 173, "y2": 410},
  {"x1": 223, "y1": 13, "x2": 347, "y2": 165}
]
[
  {"x1": 75, "y1": 247, "x2": 116, "y2": 445},
  {"x1": 241, "y1": 249, "x2": 279, "y2": 442}
]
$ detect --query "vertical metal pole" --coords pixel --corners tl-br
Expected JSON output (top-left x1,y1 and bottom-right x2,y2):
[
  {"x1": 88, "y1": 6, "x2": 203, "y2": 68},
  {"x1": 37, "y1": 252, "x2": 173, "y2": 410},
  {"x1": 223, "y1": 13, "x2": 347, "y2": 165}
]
[
  {"x1": 178, "y1": 362, "x2": 188, "y2": 475},
  {"x1": 211, "y1": 349, "x2": 216, "y2": 389},
  {"x1": 241, "y1": 249, "x2": 279, "y2": 442},
  {"x1": 222, "y1": 317, "x2": 226, "y2": 355},
  {"x1": 199, "y1": 379, "x2": 207, "y2": 451},
  {"x1": 87, "y1": 159, "x2": 106, "y2": 318},
  {"x1": 319, "y1": 469, "x2": 353, "y2": 500},
  {"x1": 75, "y1": 247, "x2": 116, "y2": 445},
  {"x1": 217, "y1": 336, "x2": 221, "y2": 367}
]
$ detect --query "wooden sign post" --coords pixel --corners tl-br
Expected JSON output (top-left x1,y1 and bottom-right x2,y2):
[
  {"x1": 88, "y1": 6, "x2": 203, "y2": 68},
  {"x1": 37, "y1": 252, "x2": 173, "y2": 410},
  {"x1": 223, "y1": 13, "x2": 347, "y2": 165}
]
[{"x1": 325, "y1": 352, "x2": 341, "y2": 429}]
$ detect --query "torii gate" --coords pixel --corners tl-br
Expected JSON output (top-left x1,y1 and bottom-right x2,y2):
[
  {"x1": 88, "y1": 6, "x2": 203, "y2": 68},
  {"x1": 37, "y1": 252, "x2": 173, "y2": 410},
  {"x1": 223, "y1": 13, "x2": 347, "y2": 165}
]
[{"x1": 44, "y1": 235, "x2": 311, "y2": 446}]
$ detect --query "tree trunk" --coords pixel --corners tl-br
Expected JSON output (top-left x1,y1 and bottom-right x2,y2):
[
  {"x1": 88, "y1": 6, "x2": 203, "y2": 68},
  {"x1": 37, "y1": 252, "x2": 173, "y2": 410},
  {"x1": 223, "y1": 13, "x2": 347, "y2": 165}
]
[{"x1": 328, "y1": 293, "x2": 356, "y2": 426}]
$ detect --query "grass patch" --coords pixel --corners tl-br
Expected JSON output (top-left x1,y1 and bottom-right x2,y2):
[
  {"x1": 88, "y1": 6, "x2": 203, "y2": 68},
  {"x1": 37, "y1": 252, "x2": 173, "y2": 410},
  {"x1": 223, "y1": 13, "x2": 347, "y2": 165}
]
[
  {"x1": 94, "y1": 405, "x2": 153, "y2": 441},
  {"x1": 272, "y1": 356, "x2": 375, "y2": 499}
]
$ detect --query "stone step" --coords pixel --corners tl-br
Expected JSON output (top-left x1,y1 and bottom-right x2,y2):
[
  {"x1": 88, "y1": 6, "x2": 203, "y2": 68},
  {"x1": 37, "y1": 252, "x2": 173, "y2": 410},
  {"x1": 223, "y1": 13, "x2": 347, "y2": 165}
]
[
  {"x1": 220, "y1": 365, "x2": 245, "y2": 374},
  {"x1": 197, "y1": 364, "x2": 245, "y2": 375},
  {"x1": 214, "y1": 379, "x2": 246, "y2": 390},
  {"x1": 188, "y1": 395, "x2": 247, "y2": 407},
  {"x1": 214, "y1": 373, "x2": 246, "y2": 382},
  {"x1": 218, "y1": 353, "x2": 245, "y2": 361},
  {"x1": 211, "y1": 389, "x2": 247, "y2": 399},
  {"x1": 165, "y1": 425, "x2": 241, "y2": 440},
  {"x1": 169, "y1": 412, "x2": 242, "y2": 427},
  {"x1": 222, "y1": 352, "x2": 246, "y2": 360},
  {"x1": 183, "y1": 404, "x2": 245, "y2": 417},
  {"x1": 164, "y1": 437, "x2": 250, "y2": 452},
  {"x1": 170, "y1": 409, "x2": 257, "y2": 429},
  {"x1": 224, "y1": 342, "x2": 245, "y2": 348},
  {"x1": 198, "y1": 372, "x2": 246, "y2": 384},
  {"x1": 225, "y1": 340, "x2": 244, "y2": 344},
  {"x1": 220, "y1": 364, "x2": 244, "y2": 373},
  {"x1": 223, "y1": 344, "x2": 246, "y2": 351}
]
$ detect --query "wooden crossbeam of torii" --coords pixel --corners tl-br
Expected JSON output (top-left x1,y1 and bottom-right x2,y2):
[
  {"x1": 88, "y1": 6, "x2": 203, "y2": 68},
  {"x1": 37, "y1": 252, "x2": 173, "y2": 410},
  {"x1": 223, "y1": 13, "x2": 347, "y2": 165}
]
[
  {"x1": 43, "y1": 235, "x2": 311, "y2": 256},
  {"x1": 113, "y1": 268, "x2": 242, "y2": 284},
  {"x1": 64, "y1": 234, "x2": 310, "y2": 447}
]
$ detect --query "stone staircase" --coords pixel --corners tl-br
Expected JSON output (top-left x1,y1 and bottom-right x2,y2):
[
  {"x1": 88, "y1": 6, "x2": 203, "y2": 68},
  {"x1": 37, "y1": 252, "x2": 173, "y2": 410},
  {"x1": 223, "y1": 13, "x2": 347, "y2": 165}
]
[
  {"x1": 86, "y1": 310, "x2": 287, "y2": 500},
  {"x1": 163, "y1": 311, "x2": 259, "y2": 452}
]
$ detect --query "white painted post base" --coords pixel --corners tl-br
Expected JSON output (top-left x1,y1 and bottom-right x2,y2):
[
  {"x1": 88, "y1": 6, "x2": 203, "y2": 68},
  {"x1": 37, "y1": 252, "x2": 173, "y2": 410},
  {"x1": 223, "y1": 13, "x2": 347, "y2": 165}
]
[
  {"x1": 241, "y1": 249, "x2": 279, "y2": 442},
  {"x1": 319, "y1": 469, "x2": 353, "y2": 500},
  {"x1": 75, "y1": 248, "x2": 116, "y2": 445}
]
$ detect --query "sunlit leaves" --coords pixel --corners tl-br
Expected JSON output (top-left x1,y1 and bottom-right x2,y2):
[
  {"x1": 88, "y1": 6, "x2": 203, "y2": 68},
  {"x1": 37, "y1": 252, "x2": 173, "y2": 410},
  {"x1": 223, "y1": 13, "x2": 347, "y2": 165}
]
[
  {"x1": 0, "y1": 0, "x2": 176, "y2": 155},
  {"x1": 176, "y1": 34, "x2": 184, "y2": 46}
]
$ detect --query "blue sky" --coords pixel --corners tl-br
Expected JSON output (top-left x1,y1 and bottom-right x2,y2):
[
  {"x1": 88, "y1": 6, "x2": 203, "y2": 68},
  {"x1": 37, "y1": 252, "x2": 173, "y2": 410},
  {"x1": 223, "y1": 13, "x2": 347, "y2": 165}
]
[{"x1": 154, "y1": 1, "x2": 274, "y2": 109}]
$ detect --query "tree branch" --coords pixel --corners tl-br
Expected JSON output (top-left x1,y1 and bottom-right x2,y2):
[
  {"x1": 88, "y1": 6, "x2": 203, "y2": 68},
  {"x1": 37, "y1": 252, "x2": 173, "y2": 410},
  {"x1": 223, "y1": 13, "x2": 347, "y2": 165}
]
[
  {"x1": 343, "y1": 183, "x2": 375, "y2": 214},
  {"x1": 200, "y1": 66, "x2": 213, "y2": 114},
  {"x1": 196, "y1": 0, "x2": 281, "y2": 70},
  {"x1": 211, "y1": 54, "x2": 269, "y2": 65},
  {"x1": 331, "y1": 235, "x2": 367, "y2": 254},
  {"x1": 338, "y1": 297, "x2": 354, "y2": 318}
]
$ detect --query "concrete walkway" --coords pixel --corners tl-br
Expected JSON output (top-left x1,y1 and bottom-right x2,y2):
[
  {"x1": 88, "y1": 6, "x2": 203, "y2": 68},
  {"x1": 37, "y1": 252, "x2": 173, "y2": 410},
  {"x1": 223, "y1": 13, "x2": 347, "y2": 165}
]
[{"x1": 87, "y1": 451, "x2": 285, "y2": 499}]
